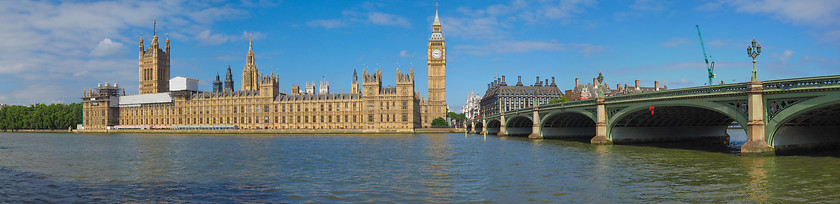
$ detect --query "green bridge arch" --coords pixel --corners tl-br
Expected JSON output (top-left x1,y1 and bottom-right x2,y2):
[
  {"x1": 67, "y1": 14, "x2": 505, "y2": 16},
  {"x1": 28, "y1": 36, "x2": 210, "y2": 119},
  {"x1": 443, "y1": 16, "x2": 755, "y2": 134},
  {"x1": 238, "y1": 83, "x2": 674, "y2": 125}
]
[
  {"x1": 606, "y1": 99, "x2": 749, "y2": 142},
  {"x1": 766, "y1": 91, "x2": 840, "y2": 146}
]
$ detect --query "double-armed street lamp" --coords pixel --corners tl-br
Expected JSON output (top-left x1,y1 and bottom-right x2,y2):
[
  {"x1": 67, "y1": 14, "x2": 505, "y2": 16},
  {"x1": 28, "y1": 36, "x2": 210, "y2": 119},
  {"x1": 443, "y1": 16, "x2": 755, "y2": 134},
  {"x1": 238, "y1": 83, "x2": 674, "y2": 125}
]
[{"x1": 747, "y1": 38, "x2": 761, "y2": 81}]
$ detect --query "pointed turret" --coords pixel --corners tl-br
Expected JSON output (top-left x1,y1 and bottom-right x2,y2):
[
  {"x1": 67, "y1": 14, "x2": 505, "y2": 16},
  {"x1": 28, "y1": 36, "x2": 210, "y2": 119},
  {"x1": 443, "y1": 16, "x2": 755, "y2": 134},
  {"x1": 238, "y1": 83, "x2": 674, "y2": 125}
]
[
  {"x1": 431, "y1": 3, "x2": 442, "y2": 34},
  {"x1": 138, "y1": 18, "x2": 170, "y2": 94},
  {"x1": 225, "y1": 65, "x2": 234, "y2": 92},
  {"x1": 433, "y1": 3, "x2": 441, "y2": 26},
  {"x1": 213, "y1": 73, "x2": 223, "y2": 93},
  {"x1": 351, "y1": 69, "x2": 360, "y2": 94},
  {"x1": 151, "y1": 17, "x2": 159, "y2": 49},
  {"x1": 165, "y1": 33, "x2": 170, "y2": 53},
  {"x1": 139, "y1": 32, "x2": 144, "y2": 52},
  {"x1": 247, "y1": 34, "x2": 254, "y2": 65},
  {"x1": 242, "y1": 34, "x2": 259, "y2": 91}
]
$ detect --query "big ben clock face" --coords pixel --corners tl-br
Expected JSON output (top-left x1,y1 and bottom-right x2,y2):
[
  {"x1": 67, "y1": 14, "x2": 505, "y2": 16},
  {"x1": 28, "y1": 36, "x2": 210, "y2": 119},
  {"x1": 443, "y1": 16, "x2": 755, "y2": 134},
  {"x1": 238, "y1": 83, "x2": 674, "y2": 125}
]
[{"x1": 432, "y1": 49, "x2": 442, "y2": 59}]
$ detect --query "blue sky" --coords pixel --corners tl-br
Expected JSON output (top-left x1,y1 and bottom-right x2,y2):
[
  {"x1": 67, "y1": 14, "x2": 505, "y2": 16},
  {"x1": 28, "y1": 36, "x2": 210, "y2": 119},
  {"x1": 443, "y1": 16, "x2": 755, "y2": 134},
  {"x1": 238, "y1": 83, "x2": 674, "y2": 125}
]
[{"x1": 0, "y1": 0, "x2": 838, "y2": 112}]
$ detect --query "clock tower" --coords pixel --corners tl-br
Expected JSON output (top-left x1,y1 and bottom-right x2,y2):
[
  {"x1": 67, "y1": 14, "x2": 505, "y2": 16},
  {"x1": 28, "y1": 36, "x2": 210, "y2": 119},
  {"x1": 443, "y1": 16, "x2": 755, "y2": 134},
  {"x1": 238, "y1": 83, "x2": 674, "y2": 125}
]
[{"x1": 425, "y1": 6, "x2": 447, "y2": 127}]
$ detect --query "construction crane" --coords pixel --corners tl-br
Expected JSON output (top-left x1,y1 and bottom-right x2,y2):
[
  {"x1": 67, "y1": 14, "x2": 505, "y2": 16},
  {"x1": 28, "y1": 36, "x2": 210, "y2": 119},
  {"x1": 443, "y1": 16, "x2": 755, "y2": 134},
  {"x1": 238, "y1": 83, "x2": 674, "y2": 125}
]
[{"x1": 696, "y1": 25, "x2": 715, "y2": 86}]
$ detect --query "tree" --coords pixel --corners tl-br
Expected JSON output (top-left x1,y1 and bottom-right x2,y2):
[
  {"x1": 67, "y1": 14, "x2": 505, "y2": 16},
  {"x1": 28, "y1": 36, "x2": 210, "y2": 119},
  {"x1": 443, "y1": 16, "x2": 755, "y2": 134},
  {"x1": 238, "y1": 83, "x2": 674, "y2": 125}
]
[
  {"x1": 431, "y1": 117, "x2": 448, "y2": 127},
  {"x1": 0, "y1": 103, "x2": 84, "y2": 130},
  {"x1": 548, "y1": 96, "x2": 569, "y2": 104}
]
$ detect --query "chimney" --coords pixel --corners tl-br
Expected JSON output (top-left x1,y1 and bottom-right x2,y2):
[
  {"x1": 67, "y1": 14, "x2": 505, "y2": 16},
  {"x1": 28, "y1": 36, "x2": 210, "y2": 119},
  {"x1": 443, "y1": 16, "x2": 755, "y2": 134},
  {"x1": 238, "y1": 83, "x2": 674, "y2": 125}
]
[
  {"x1": 655, "y1": 81, "x2": 660, "y2": 91},
  {"x1": 618, "y1": 84, "x2": 623, "y2": 92},
  {"x1": 551, "y1": 77, "x2": 556, "y2": 86},
  {"x1": 536, "y1": 76, "x2": 540, "y2": 85},
  {"x1": 502, "y1": 76, "x2": 506, "y2": 83},
  {"x1": 545, "y1": 79, "x2": 548, "y2": 86},
  {"x1": 575, "y1": 78, "x2": 579, "y2": 87},
  {"x1": 635, "y1": 80, "x2": 640, "y2": 90}
]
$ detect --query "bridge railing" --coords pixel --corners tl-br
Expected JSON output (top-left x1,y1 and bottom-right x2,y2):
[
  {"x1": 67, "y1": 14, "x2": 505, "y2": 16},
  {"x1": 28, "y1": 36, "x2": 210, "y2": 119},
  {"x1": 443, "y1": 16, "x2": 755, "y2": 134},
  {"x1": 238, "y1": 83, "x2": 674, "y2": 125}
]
[
  {"x1": 763, "y1": 75, "x2": 840, "y2": 91},
  {"x1": 482, "y1": 75, "x2": 840, "y2": 120},
  {"x1": 604, "y1": 82, "x2": 749, "y2": 102}
]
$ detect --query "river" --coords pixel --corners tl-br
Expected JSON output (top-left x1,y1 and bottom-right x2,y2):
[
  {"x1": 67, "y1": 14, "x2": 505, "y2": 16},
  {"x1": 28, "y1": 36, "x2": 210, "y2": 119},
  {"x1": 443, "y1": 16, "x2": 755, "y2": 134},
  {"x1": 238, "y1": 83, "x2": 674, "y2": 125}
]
[{"x1": 1, "y1": 131, "x2": 839, "y2": 202}]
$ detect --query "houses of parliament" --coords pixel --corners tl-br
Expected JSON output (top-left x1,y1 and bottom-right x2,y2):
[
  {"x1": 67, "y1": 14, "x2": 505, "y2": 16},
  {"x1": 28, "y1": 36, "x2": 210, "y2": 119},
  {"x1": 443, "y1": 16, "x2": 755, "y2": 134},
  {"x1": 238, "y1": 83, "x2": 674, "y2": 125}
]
[{"x1": 82, "y1": 9, "x2": 448, "y2": 132}]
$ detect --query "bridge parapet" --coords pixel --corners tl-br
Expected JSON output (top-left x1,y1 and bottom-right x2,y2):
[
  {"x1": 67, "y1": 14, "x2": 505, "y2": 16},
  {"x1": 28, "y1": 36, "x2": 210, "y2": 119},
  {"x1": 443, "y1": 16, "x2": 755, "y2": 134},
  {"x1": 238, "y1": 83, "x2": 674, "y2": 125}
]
[
  {"x1": 604, "y1": 83, "x2": 748, "y2": 103},
  {"x1": 763, "y1": 75, "x2": 840, "y2": 91},
  {"x1": 541, "y1": 99, "x2": 596, "y2": 109}
]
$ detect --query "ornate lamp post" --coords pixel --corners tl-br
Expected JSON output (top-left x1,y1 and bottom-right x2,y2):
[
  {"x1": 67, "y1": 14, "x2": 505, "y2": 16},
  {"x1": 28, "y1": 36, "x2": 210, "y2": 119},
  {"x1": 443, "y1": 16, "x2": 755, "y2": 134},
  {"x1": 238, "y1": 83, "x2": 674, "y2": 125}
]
[
  {"x1": 596, "y1": 72, "x2": 604, "y2": 97},
  {"x1": 747, "y1": 38, "x2": 761, "y2": 81}
]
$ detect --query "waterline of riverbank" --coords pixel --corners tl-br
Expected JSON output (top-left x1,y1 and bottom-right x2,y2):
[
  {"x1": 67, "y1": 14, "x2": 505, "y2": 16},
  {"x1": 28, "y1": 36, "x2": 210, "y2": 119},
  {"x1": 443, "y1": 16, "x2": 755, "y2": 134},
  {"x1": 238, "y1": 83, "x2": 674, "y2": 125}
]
[{"x1": 72, "y1": 127, "x2": 465, "y2": 134}]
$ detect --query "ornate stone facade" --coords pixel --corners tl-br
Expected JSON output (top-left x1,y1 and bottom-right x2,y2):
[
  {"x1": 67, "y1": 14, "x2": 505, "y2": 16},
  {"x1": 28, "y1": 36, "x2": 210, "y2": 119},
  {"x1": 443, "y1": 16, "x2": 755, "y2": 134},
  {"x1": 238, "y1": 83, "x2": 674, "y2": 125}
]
[
  {"x1": 138, "y1": 24, "x2": 170, "y2": 94},
  {"x1": 564, "y1": 77, "x2": 668, "y2": 101},
  {"x1": 461, "y1": 91, "x2": 480, "y2": 120},
  {"x1": 480, "y1": 76, "x2": 564, "y2": 116},
  {"x1": 81, "y1": 15, "x2": 440, "y2": 132},
  {"x1": 421, "y1": 7, "x2": 448, "y2": 127}
]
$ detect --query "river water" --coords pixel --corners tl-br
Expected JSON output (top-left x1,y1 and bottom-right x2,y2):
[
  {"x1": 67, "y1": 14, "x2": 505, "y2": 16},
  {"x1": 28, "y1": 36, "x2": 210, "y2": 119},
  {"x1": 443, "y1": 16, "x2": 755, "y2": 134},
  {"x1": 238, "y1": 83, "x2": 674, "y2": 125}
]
[{"x1": 1, "y1": 131, "x2": 840, "y2": 203}]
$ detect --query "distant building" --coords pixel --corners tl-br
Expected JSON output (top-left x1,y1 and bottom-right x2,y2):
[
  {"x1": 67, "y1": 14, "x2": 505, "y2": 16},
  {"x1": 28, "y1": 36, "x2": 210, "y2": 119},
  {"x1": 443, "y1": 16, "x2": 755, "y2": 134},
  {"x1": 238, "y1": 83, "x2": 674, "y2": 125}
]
[
  {"x1": 461, "y1": 90, "x2": 480, "y2": 120},
  {"x1": 565, "y1": 77, "x2": 667, "y2": 101},
  {"x1": 319, "y1": 81, "x2": 330, "y2": 94},
  {"x1": 480, "y1": 76, "x2": 564, "y2": 116}
]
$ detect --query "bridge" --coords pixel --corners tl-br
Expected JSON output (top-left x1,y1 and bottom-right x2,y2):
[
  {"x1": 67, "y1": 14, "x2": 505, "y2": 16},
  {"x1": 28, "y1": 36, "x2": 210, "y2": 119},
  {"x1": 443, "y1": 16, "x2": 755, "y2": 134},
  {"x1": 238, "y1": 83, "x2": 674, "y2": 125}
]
[{"x1": 466, "y1": 76, "x2": 840, "y2": 155}]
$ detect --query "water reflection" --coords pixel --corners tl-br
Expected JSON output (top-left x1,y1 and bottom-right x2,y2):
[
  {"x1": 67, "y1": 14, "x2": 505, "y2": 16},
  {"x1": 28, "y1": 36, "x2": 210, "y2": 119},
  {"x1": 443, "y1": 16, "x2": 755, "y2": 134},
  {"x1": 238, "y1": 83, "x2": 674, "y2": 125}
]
[
  {"x1": 2, "y1": 133, "x2": 840, "y2": 202},
  {"x1": 422, "y1": 134, "x2": 452, "y2": 202},
  {"x1": 740, "y1": 157, "x2": 773, "y2": 203}
]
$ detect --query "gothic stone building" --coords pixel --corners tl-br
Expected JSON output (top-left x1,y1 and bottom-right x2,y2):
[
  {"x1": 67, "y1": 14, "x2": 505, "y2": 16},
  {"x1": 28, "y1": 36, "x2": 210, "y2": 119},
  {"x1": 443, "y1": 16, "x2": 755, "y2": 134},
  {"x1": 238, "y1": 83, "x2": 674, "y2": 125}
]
[{"x1": 82, "y1": 9, "x2": 447, "y2": 131}]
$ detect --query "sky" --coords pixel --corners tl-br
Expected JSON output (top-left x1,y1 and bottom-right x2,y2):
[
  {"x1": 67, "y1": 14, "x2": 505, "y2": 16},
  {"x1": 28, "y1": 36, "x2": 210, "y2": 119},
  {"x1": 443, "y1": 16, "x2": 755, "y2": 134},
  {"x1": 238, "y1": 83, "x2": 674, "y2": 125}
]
[{"x1": 0, "y1": 0, "x2": 838, "y2": 113}]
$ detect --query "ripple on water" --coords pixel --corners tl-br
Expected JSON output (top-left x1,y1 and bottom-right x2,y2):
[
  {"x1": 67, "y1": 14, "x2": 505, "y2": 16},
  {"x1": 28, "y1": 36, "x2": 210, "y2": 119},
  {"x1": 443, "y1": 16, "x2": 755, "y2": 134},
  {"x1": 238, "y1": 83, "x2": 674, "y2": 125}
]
[{"x1": 3, "y1": 133, "x2": 840, "y2": 202}]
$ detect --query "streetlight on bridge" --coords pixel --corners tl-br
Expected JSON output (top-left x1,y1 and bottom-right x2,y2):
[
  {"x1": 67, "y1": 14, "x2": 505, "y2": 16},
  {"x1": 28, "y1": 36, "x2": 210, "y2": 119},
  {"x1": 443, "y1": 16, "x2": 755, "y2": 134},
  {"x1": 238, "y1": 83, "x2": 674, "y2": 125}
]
[{"x1": 747, "y1": 38, "x2": 762, "y2": 81}]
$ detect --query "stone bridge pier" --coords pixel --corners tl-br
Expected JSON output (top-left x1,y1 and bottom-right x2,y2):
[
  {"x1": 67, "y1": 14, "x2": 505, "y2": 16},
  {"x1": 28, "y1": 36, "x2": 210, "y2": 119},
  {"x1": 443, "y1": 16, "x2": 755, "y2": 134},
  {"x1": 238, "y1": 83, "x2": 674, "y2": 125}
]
[
  {"x1": 497, "y1": 114, "x2": 506, "y2": 136},
  {"x1": 591, "y1": 98, "x2": 611, "y2": 144},
  {"x1": 528, "y1": 108, "x2": 541, "y2": 139},
  {"x1": 741, "y1": 81, "x2": 773, "y2": 154}
]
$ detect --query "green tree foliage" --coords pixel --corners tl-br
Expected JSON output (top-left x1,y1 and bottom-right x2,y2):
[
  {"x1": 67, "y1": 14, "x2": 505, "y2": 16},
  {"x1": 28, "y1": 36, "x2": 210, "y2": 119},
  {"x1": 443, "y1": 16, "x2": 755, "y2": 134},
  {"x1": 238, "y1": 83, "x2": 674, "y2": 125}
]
[
  {"x1": 0, "y1": 103, "x2": 83, "y2": 130},
  {"x1": 548, "y1": 96, "x2": 569, "y2": 104},
  {"x1": 446, "y1": 112, "x2": 467, "y2": 122},
  {"x1": 431, "y1": 117, "x2": 448, "y2": 127}
]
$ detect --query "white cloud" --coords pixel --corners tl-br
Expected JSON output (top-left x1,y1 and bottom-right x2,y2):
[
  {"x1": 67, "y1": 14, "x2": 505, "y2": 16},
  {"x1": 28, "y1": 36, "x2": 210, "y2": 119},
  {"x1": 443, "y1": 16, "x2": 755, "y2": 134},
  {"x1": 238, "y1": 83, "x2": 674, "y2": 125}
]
[
  {"x1": 0, "y1": 0, "x2": 271, "y2": 105},
  {"x1": 444, "y1": 0, "x2": 596, "y2": 40},
  {"x1": 778, "y1": 49, "x2": 794, "y2": 61},
  {"x1": 455, "y1": 40, "x2": 604, "y2": 56},
  {"x1": 307, "y1": 19, "x2": 345, "y2": 28},
  {"x1": 695, "y1": 2, "x2": 723, "y2": 11},
  {"x1": 90, "y1": 38, "x2": 125, "y2": 56},
  {"x1": 725, "y1": 0, "x2": 840, "y2": 27},
  {"x1": 669, "y1": 79, "x2": 696, "y2": 87},
  {"x1": 660, "y1": 37, "x2": 691, "y2": 47},
  {"x1": 367, "y1": 12, "x2": 411, "y2": 28},
  {"x1": 615, "y1": 0, "x2": 668, "y2": 21},
  {"x1": 399, "y1": 50, "x2": 413, "y2": 57},
  {"x1": 629, "y1": 0, "x2": 667, "y2": 11},
  {"x1": 307, "y1": 4, "x2": 411, "y2": 29}
]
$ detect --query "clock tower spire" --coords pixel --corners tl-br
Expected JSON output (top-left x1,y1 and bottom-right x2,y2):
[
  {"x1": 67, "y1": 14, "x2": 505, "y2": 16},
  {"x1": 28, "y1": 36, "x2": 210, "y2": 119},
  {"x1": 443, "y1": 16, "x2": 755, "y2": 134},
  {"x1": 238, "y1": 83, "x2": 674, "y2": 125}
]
[{"x1": 424, "y1": 4, "x2": 447, "y2": 127}]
